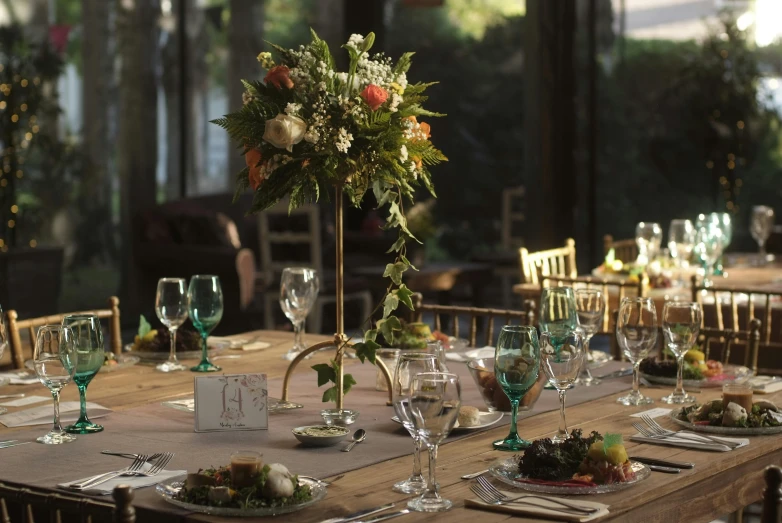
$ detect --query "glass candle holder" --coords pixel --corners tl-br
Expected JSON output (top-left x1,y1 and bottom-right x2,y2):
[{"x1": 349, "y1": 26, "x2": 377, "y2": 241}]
[
  {"x1": 375, "y1": 348, "x2": 400, "y2": 391},
  {"x1": 230, "y1": 450, "x2": 263, "y2": 488}
]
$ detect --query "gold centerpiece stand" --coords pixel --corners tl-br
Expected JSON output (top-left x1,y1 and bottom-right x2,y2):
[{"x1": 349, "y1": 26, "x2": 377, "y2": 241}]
[{"x1": 280, "y1": 188, "x2": 394, "y2": 408}]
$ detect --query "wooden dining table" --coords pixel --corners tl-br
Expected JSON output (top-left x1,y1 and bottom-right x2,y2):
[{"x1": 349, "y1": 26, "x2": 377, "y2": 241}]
[{"x1": 1, "y1": 330, "x2": 780, "y2": 523}]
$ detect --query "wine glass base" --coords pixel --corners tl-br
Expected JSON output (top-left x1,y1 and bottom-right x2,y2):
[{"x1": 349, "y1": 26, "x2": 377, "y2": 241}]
[
  {"x1": 392, "y1": 477, "x2": 427, "y2": 494},
  {"x1": 616, "y1": 393, "x2": 654, "y2": 406},
  {"x1": 65, "y1": 421, "x2": 104, "y2": 434},
  {"x1": 37, "y1": 431, "x2": 77, "y2": 444},
  {"x1": 408, "y1": 496, "x2": 453, "y2": 513},
  {"x1": 661, "y1": 393, "x2": 696, "y2": 404},
  {"x1": 551, "y1": 432, "x2": 570, "y2": 443},
  {"x1": 191, "y1": 362, "x2": 222, "y2": 372},
  {"x1": 575, "y1": 377, "x2": 601, "y2": 387},
  {"x1": 492, "y1": 436, "x2": 531, "y2": 451},
  {"x1": 156, "y1": 361, "x2": 188, "y2": 372}
]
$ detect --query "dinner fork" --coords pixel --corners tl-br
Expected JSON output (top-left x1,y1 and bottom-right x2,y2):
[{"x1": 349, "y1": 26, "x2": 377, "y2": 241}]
[
  {"x1": 77, "y1": 452, "x2": 174, "y2": 490},
  {"x1": 641, "y1": 415, "x2": 741, "y2": 448},
  {"x1": 71, "y1": 454, "x2": 150, "y2": 490},
  {"x1": 475, "y1": 476, "x2": 598, "y2": 514},
  {"x1": 470, "y1": 484, "x2": 595, "y2": 516}
]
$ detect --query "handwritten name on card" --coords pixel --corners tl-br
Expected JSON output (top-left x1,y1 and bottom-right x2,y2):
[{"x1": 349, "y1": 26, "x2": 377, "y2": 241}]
[{"x1": 194, "y1": 374, "x2": 269, "y2": 432}]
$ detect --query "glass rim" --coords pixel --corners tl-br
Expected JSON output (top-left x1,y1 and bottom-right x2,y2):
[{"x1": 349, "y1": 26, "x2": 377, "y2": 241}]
[
  {"x1": 574, "y1": 288, "x2": 603, "y2": 296},
  {"x1": 398, "y1": 352, "x2": 438, "y2": 361},
  {"x1": 541, "y1": 286, "x2": 575, "y2": 294},
  {"x1": 662, "y1": 300, "x2": 700, "y2": 308},
  {"x1": 619, "y1": 296, "x2": 655, "y2": 305},
  {"x1": 158, "y1": 277, "x2": 186, "y2": 283},
  {"x1": 62, "y1": 314, "x2": 100, "y2": 321},
  {"x1": 281, "y1": 267, "x2": 318, "y2": 274},
  {"x1": 37, "y1": 324, "x2": 73, "y2": 333},
  {"x1": 500, "y1": 324, "x2": 537, "y2": 334},
  {"x1": 410, "y1": 371, "x2": 459, "y2": 383},
  {"x1": 191, "y1": 274, "x2": 220, "y2": 280}
]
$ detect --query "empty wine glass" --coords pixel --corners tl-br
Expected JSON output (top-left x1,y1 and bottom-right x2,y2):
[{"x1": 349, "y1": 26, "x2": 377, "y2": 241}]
[
  {"x1": 280, "y1": 267, "x2": 320, "y2": 361},
  {"x1": 616, "y1": 297, "x2": 658, "y2": 406},
  {"x1": 693, "y1": 223, "x2": 722, "y2": 285},
  {"x1": 493, "y1": 325, "x2": 540, "y2": 451},
  {"x1": 751, "y1": 206, "x2": 775, "y2": 262},
  {"x1": 541, "y1": 329, "x2": 585, "y2": 442},
  {"x1": 661, "y1": 302, "x2": 701, "y2": 404},
  {"x1": 574, "y1": 289, "x2": 604, "y2": 386},
  {"x1": 62, "y1": 315, "x2": 105, "y2": 434},
  {"x1": 0, "y1": 305, "x2": 7, "y2": 415},
  {"x1": 33, "y1": 325, "x2": 77, "y2": 444},
  {"x1": 407, "y1": 371, "x2": 461, "y2": 513},
  {"x1": 425, "y1": 341, "x2": 448, "y2": 371},
  {"x1": 188, "y1": 275, "x2": 224, "y2": 372},
  {"x1": 392, "y1": 352, "x2": 440, "y2": 494},
  {"x1": 539, "y1": 286, "x2": 578, "y2": 337},
  {"x1": 636, "y1": 222, "x2": 663, "y2": 265},
  {"x1": 155, "y1": 278, "x2": 189, "y2": 372},
  {"x1": 668, "y1": 219, "x2": 695, "y2": 269}
]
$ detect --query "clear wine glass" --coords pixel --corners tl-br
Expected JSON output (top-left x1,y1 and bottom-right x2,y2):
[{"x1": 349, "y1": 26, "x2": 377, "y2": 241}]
[
  {"x1": 751, "y1": 205, "x2": 775, "y2": 262},
  {"x1": 661, "y1": 302, "x2": 702, "y2": 404},
  {"x1": 155, "y1": 278, "x2": 189, "y2": 373},
  {"x1": 0, "y1": 305, "x2": 7, "y2": 415},
  {"x1": 188, "y1": 275, "x2": 224, "y2": 372},
  {"x1": 574, "y1": 289, "x2": 605, "y2": 386},
  {"x1": 493, "y1": 325, "x2": 540, "y2": 451},
  {"x1": 616, "y1": 297, "x2": 658, "y2": 406},
  {"x1": 391, "y1": 352, "x2": 439, "y2": 494},
  {"x1": 693, "y1": 223, "x2": 722, "y2": 285},
  {"x1": 33, "y1": 325, "x2": 77, "y2": 444},
  {"x1": 636, "y1": 222, "x2": 663, "y2": 265},
  {"x1": 407, "y1": 371, "x2": 461, "y2": 513},
  {"x1": 540, "y1": 329, "x2": 585, "y2": 442},
  {"x1": 539, "y1": 286, "x2": 578, "y2": 337},
  {"x1": 425, "y1": 341, "x2": 448, "y2": 371},
  {"x1": 668, "y1": 219, "x2": 695, "y2": 270},
  {"x1": 279, "y1": 267, "x2": 320, "y2": 361},
  {"x1": 62, "y1": 315, "x2": 105, "y2": 434}
]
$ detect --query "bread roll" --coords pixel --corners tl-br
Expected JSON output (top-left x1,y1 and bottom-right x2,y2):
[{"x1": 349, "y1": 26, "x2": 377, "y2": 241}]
[{"x1": 458, "y1": 406, "x2": 481, "y2": 427}]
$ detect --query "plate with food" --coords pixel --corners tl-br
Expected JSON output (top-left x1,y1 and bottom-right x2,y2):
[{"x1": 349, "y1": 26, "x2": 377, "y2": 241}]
[
  {"x1": 432, "y1": 330, "x2": 469, "y2": 352},
  {"x1": 671, "y1": 399, "x2": 782, "y2": 435},
  {"x1": 489, "y1": 430, "x2": 650, "y2": 495},
  {"x1": 292, "y1": 425, "x2": 350, "y2": 447},
  {"x1": 25, "y1": 352, "x2": 139, "y2": 374},
  {"x1": 125, "y1": 315, "x2": 226, "y2": 362},
  {"x1": 639, "y1": 348, "x2": 752, "y2": 388},
  {"x1": 392, "y1": 405, "x2": 503, "y2": 431},
  {"x1": 157, "y1": 462, "x2": 326, "y2": 517}
]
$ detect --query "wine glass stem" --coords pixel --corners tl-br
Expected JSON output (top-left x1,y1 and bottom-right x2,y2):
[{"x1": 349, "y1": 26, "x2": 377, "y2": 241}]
[
  {"x1": 168, "y1": 327, "x2": 178, "y2": 363},
  {"x1": 579, "y1": 337, "x2": 594, "y2": 380},
  {"x1": 675, "y1": 354, "x2": 686, "y2": 396},
  {"x1": 557, "y1": 390, "x2": 568, "y2": 437},
  {"x1": 293, "y1": 321, "x2": 304, "y2": 350},
  {"x1": 759, "y1": 241, "x2": 766, "y2": 257},
  {"x1": 52, "y1": 390, "x2": 63, "y2": 433},
  {"x1": 508, "y1": 399, "x2": 520, "y2": 441},
  {"x1": 423, "y1": 443, "x2": 440, "y2": 501},
  {"x1": 77, "y1": 384, "x2": 89, "y2": 423},
  {"x1": 412, "y1": 435, "x2": 423, "y2": 479},
  {"x1": 632, "y1": 362, "x2": 641, "y2": 394},
  {"x1": 200, "y1": 334, "x2": 209, "y2": 364}
]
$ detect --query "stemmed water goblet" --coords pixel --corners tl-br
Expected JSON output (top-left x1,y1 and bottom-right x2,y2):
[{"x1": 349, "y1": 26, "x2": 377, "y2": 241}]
[
  {"x1": 280, "y1": 267, "x2": 320, "y2": 361},
  {"x1": 541, "y1": 329, "x2": 585, "y2": 442},
  {"x1": 693, "y1": 223, "x2": 722, "y2": 285},
  {"x1": 407, "y1": 371, "x2": 461, "y2": 513},
  {"x1": 155, "y1": 278, "x2": 189, "y2": 372},
  {"x1": 33, "y1": 325, "x2": 77, "y2": 444},
  {"x1": 661, "y1": 301, "x2": 701, "y2": 404},
  {"x1": 539, "y1": 286, "x2": 578, "y2": 336},
  {"x1": 668, "y1": 219, "x2": 695, "y2": 271},
  {"x1": 636, "y1": 222, "x2": 663, "y2": 265},
  {"x1": 188, "y1": 275, "x2": 224, "y2": 372},
  {"x1": 492, "y1": 325, "x2": 540, "y2": 451},
  {"x1": 391, "y1": 352, "x2": 440, "y2": 494},
  {"x1": 63, "y1": 315, "x2": 105, "y2": 434},
  {"x1": 574, "y1": 289, "x2": 604, "y2": 386},
  {"x1": 751, "y1": 206, "x2": 775, "y2": 262},
  {"x1": 616, "y1": 297, "x2": 659, "y2": 406}
]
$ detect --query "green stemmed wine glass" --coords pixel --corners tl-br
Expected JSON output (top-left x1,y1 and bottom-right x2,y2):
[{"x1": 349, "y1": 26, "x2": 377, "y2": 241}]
[
  {"x1": 62, "y1": 315, "x2": 105, "y2": 434},
  {"x1": 493, "y1": 325, "x2": 540, "y2": 451},
  {"x1": 188, "y1": 275, "x2": 224, "y2": 372}
]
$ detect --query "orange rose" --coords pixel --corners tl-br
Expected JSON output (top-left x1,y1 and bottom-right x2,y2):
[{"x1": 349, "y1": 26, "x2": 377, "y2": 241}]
[
  {"x1": 419, "y1": 122, "x2": 431, "y2": 140},
  {"x1": 245, "y1": 149, "x2": 263, "y2": 190},
  {"x1": 411, "y1": 155, "x2": 422, "y2": 170},
  {"x1": 360, "y1": 84, "x2": 388, "y2": 111},
  {"x1": 265, "y1": 65, "x2": 294, "y2": 89}
]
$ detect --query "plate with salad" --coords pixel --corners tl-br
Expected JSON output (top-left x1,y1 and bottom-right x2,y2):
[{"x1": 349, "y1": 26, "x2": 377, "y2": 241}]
[{"x1": 639, "y1": 347, "x2": 752, "y2": 388}]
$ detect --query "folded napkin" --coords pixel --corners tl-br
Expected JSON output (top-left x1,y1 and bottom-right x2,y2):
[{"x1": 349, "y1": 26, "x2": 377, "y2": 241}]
[
  {"x1": 0, "y1": 401, "x2": 111, "y2": 428},
  {"x1": 208, "y1": 336, "x2": 271, "y2": 351},
  {"x1": 59, "y1": 463, "x2": 186, "y2": 495},
  {"x1": 464, "y1": 346, "x2": 495, "y2": 360},
  {"x1": 630, "y1": 431, "x2": 749, "y2": 452},
  {"x1": 465, "y1": 489, "x2": 609, "y2": 522},
  {"x1": 445, "y1": 352, "x2": 468, "y2": 362},
  {"x1": 0, "y1": 370, "x2": 40, "y2": 385},
  {"x1": 241, "y1": 341, "x2": 271, "y2": 351},
  {"x1": 749, "y1": 376, "x2": 782, "y2": 394}
]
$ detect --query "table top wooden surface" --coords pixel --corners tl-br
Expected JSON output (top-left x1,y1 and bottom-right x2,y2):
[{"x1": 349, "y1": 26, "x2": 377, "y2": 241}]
[{"x1": 1, "y1": 330, "x2": 780, "y2": 523}]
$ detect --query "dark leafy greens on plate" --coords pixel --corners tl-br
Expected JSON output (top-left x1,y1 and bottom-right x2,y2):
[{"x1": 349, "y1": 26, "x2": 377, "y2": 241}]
[{"x1": 516, "y1": 429, "x2": 603, "y2": 481}]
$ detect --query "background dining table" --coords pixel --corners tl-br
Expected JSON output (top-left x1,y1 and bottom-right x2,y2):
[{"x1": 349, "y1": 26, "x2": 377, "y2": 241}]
[{"x1": 0, "y1": 329, "x2": 780, "y2": 522}]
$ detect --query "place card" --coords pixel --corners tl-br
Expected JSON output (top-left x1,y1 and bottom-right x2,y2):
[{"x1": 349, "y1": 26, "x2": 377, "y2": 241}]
[
  {"x1": 194, "y1": 374, "x2": 269, "y2": 432},
  {"x1": 0, "y1": 395, "x2": 49, "y2": 407},
  {"x1": 630, "y1": 407, "x2": 672, "y2": 419}
]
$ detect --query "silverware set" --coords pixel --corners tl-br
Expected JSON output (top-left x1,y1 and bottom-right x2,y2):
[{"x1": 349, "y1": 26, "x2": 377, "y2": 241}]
[
  {"x1": 634, "y1": 414, "x2": 741, "y2": 449},
  {"x1": 0, "y1": 439, "x2": 30, "y2": 449},
  {"x1": 470, "y1": 476, "x2": 598, "y2": 516},
  {"x1": 70, "y1": 452, "x2": 175, "y2": 491}
]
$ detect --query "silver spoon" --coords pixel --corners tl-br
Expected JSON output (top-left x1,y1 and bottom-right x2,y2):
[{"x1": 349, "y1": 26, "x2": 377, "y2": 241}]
[{"x1": 341, "y1": 429, "x2": 366, "y2": 452}]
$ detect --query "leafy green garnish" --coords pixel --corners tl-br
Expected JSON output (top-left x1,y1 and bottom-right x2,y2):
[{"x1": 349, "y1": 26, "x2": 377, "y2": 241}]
[
  {"x1": 518, "y1": 430, "x2": 603, "y2": 481},
  {"x1": 138, "y1": 315, "x2": 151, "y2": 338}
]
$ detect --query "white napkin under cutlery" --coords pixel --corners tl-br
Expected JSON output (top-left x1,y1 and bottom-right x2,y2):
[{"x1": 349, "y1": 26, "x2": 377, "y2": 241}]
[
  {"x1": 630, "y1": 431, "x2": 749, "y2": 452},
  {"x1": 59, "y1": 463, "x2": 186, "y2": 495}
]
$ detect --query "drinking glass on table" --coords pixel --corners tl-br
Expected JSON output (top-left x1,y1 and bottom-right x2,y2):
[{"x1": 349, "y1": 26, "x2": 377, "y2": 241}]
[
  {"x1": 616, "y1": 297, "x2": 658, "y2": 406},
  {"x1": 541, "y1": 329, "x2": 585, "y2": 442},
  {"x1": 154, "y1": 278, "x2": 189, "y2": 373},
  {"x1": 425, "y1": 341, "x2": 448, "y2": 371},
  {"x1": 188, "y1": 275, "x2": 224, "y2": 372},
  {"x1": 33, "y1": 325, "x2": 77, "y2": 444},
  {"x1": 693, "y1": 223, "x2": 722, "y2": 285},
  {"x1": 279, "y1": 267, "x2": 320, "y2": 361},
  {"x1": 539, "y1": 286, "x2": 578, "y2": 335},
  {"x1": 407, "y1": 371, "x2": 461, "y2": 513},
  {"x1": 636, "y1": 222, "x2": 663, "y2": 265},
  {"x1": 0, "y1": 305, "x2": 8, "y2": 415},
  {"x1": 668, "y1": 219, "x2": 695, "y2": 270},
  {"x1": 62, "y1": 315, "x2": 104, "y2": 434},
  {"x1": 750, "y1": 205, "x2": 775, "y2": 262},
  {"x1": 493, "y1": 325, "x2": 540, "y2": 451},
  {"x1": 392, "y1": 352, "x2": 440, "y2": 494},
  {"x1": 574, "y1": 289, "x2": 605, "y2": 386},
  {"x1": 661, "y1": 301, "x2": 701, "y2": 404}
]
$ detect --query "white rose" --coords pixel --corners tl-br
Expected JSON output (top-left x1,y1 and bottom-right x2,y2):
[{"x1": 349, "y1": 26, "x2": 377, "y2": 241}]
[{"x1": 263, "y1": 114, "x2": 307, "y2": 152}]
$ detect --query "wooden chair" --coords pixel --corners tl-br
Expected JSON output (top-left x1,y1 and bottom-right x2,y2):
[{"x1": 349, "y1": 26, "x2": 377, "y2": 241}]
[
  {"x1": 411, "y1": 294, "x2": 535, "y2": 347},
  {"x1": 6, "y1": 297, "x2": 122, "y2": 370},
  {"x1": 603, "y1": 235, "x2": 638, "y2": 264},
  {"x1": 0, "y1": 482, "x2": 135, "y2": 523},
  {"x1": 258, "y1": 200, "x2": 372, "y2": 334},
  {"x1": 518, "y1": 239, "x2": 577, "y2": 286},
  {"x1": 763, "y1": 465, "x2": 782, "y2": 523}
]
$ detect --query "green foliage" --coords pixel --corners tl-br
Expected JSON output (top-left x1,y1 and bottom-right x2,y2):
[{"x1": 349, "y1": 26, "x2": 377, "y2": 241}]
[{"x1": 312, "y1": 360, "x2": 357, "y2": 403}]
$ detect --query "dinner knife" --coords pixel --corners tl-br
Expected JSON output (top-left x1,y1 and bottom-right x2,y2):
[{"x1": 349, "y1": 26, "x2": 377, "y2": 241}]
[
  {"x1": 318, "y1": 502, "x2": 396, "y2": 523},
  {"x1": 630, "y1": 456, "x2": 695, "y2": 469},
  {"x1": 647, "y1": 465, "x2": 681, "y2": 474},
  {"x1": 355, "y1": 509, "x2": 410, "y2": 523},
  {"x1": 595, "y1": 368, "x2": 632, "y2": 379},
  {"x1": 0, "y1": 441, "x2": 31, "y2": 449}
]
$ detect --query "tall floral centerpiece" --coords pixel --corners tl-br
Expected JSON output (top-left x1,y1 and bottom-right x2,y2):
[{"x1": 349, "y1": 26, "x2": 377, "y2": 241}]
[{"x1": 213, "y1": 31, "x2": 446, "y2": 408}]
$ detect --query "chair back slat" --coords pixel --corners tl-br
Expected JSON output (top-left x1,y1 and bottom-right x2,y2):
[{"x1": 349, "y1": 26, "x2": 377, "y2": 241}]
[
  {"x1": 518, "y1": 238, "x2": 576, "y2": 285},
  {"x1": 762, "y1": 465, "x2": 782, "y2": 523},
  {"x1": 485, "y1": 315, "x2": 495, "y2": 347},
  {"x1": 603, "y1": 235, "x2": 638, "y2": 263},
  {"x1": 0, "y1": 483, "x2": 134, "y2": 523}
]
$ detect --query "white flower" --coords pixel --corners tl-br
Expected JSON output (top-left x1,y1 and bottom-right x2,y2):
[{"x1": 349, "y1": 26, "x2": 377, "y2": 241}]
[
  {"x1": 242, "y1": 91, "x2": 255, "y2": 105},
  {"x1": 399, "y1": 145, "x2": 408, "y2": 162},
  {"x1": 284, "y1": 103, "x2": 302, "y2": 116},
  {"x1": 389, "y1": 93, "x2": 402, "y2": 112},
  {"x1": 263, "y1": 114, "x2": 307, "y2": 153},
  {"x1": 335, "y1": 127, "x2": 353, "y2": 153}
]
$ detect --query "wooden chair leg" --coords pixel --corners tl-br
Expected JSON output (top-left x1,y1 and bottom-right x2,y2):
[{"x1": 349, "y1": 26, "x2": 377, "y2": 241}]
[{"x1": 112, "y1": 485, "x2": 135, "y2": 523}]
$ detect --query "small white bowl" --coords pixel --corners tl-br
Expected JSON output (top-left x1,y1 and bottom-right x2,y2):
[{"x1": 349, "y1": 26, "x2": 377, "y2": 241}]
[{"x1": 292, "y1": 425, "x2": 350, "y2": 447}]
